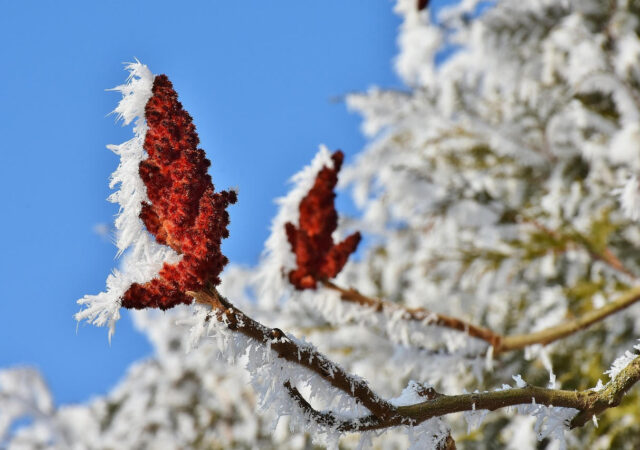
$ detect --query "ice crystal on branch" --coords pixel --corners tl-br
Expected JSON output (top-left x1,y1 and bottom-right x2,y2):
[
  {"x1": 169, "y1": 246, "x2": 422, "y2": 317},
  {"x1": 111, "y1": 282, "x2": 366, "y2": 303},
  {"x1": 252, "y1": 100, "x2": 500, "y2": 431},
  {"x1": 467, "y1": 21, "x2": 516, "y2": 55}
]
[{"x1": 285, "y1": 150, "x2": 361, "y2": 289}]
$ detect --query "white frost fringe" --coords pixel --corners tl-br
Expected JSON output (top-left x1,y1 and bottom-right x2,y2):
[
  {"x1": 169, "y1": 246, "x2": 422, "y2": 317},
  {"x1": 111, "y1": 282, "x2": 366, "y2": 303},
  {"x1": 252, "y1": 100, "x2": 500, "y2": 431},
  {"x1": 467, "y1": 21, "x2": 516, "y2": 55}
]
[
  {"x1": 183, "y1": 305, "x2": 371, "y2": 449},
  {"x1": 606, "y1": 340, "x2": 640, "y2": 380},
  {"x1": 75, "y1": 61, "x2": 181, "y2": 340},
  {"x1": 185, "y1": 304, "x2": 581, "y2": 449},
  {"x1": 252, "y1": 146, "x2": 336, "y2": 309}
]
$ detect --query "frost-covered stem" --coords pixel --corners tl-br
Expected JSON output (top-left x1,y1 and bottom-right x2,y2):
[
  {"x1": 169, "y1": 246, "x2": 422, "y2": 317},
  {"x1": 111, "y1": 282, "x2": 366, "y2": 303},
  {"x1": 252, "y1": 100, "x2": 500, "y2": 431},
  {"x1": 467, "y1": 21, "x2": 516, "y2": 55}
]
[
  {"x1": 284, "y1": 381, "x2": 456, "y2": 449},
  {"x1": 286, "y1": 356, "x2": 640, "y2": 435},
  {"x1": 321, "y1": 279, "x2": 502, "y2": 347},
  {"x1": 283, "y1": 380, "x2": 342, "y2": 428},
  {"x1": 398, "y1": 358, "x2": 640, "y2": 428},
  {"x1": 188, "y1": 286, "x2": 640, "y2": 434},
  {"x1": 189, "y1": 286, "x2": 640, "y2": 435},
  {"x1": 497, "y1": 286, "x2": 640, "y2": 353},
  {"x1": 570, "y1": 355, "x2": 640, "y2": 428},
  {"x1": 322, "y1": 280, "x2": 640, "y2": 356},
  {"x1": 189, "y1": 286, "x2": 398, "y2": 421}
]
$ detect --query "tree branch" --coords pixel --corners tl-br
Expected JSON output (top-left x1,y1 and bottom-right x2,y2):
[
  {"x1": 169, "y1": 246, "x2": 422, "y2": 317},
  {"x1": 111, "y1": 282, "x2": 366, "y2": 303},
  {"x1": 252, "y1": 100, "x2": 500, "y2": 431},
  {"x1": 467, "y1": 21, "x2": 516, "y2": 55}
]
[
  {"x1": 287, "y1": 357, "x2": 640, "y2": 434},
  {"x1": 189, "y1": 287, "x2": 398, "y2": 421},
  {"x1": 190, "y1": 287, "x2": 640, "y2": 439},
  {"x1": 322, "y1": 280, "x2": 640, "y2": 355},
  {"x1": 497, "y1": 286, "x2": 640, "y2": 353},
  {"x1": 570, "y1": 355, "x2": 640, "y2": 428},
  {"x1": 321, "y1": 279, "x2": 502, "y2": 347},
  {"x1": 397, "y1": 357, "x2": 640, "y2": 430}
]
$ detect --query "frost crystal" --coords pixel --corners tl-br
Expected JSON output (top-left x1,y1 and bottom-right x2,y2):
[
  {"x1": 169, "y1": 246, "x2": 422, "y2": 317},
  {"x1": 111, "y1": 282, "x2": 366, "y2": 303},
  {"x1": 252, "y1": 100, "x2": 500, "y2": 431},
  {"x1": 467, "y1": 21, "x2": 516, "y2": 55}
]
[
  {"x1": 406, "y1": 417, "x2": 451, "y2": 450},
  {"x1": 463, "y1": 400, "x2": 489, "y2": 433},
  {"x1": 514, "y1": 401, "x2": 578, "y2": 450},
  {"x1": 390, "y1": 380, "x2": 434, "y2": 406},
  {"x1": 512, "y1": 374, "x2": 527, "y2": 388},
  {"x1": 605, "y1": 341, "x2": 640, "y2": 380}
]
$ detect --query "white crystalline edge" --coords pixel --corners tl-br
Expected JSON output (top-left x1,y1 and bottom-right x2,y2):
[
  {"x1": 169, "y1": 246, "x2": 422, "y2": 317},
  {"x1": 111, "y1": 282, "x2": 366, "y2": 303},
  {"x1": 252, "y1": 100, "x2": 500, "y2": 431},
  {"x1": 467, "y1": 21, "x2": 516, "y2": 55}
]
[
  {"x1": 512, "y1": 374, "x2": 527, "y2": 388},
  {"x1": 514, "y1": 402, "x2": 578, "y2": 450},
  {"x1": 406, "y1": 417, "x2": 451, "y2": 450},
  {"x1": 463, "y1": 405, "x2": 489, "y2": 434},
  {"x1": 605, "y1": 340, "x2": 640, "y2": 380},
  {"x1": 181, "y1": 306, "x2": 370, "y2": 447},
  {"x1": 389, "y1": 380, "x2": 432, "y2": 407},
  {"x1": 252, "y1": 146, "x2": 335, "y2": 308},
  {"x1": 75, "y1": 61, "x2": 181, "y2": 340},
  {"x1": 504, "y1": 374, "x2": 578, "y2": 450}
]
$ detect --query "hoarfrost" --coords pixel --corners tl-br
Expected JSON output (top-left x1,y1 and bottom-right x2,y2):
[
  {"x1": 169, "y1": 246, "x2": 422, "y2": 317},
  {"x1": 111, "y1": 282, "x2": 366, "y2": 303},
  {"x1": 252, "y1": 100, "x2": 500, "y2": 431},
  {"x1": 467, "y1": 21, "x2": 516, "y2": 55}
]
[
  {"x1": 514, "y1": 401, "x2": 578, "y2": 450},
  {"x1": 605, "y1": 341, "x2": 640, "y2": 380},
  {"x1": 75, "y1": 61, "x2": 181, "y2": 340},
  {"x1": 253, "y1": 146, "x2": 336, "y2": 309}
]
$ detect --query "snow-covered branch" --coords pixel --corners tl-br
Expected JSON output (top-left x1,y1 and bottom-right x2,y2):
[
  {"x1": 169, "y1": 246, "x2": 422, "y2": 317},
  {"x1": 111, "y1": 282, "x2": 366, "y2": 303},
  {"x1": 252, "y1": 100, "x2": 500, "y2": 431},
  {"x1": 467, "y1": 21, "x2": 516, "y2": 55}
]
[
  {"x1": 322, "y1": 279, "x2": 640, "y2": 355},
  {"x1": 190, "y1": 285, "x2": 640, "y2": 438},
  {"x1": 189, "y1": 286, "x2": 397, "y2": 421}
]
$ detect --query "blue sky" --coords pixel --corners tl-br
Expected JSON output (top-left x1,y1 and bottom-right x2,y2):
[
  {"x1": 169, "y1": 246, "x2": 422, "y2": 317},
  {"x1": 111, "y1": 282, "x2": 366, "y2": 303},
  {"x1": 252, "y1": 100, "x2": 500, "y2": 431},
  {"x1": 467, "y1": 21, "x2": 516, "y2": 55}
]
[{"x1": 0, "y1": 1, "x2": 454, "y2": 406}]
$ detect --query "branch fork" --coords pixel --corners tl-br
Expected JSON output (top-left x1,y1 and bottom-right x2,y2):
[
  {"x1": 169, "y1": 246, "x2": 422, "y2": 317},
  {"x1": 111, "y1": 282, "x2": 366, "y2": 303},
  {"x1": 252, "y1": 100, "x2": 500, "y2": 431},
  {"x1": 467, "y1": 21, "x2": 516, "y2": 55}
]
[{"x1": 189, "y1": 286, "x2": 640, "y2": 440}]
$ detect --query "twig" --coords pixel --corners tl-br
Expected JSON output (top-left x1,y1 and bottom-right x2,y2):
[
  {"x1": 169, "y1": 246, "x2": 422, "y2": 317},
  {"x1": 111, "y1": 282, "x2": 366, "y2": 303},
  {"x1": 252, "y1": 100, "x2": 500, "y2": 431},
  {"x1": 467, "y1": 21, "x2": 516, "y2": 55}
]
[
  {"x1": 322, "y1": 280, "x2": 640, "y2": 355},
  {"x1": 321, "y1": 279, "x2": 502, "y2": 348},
  {"x1": 490, "y1": 286, "x2": 640, "y2": 354},
  {"x1": 571, "y1": 231, "x2": 636, "y2": 280}
]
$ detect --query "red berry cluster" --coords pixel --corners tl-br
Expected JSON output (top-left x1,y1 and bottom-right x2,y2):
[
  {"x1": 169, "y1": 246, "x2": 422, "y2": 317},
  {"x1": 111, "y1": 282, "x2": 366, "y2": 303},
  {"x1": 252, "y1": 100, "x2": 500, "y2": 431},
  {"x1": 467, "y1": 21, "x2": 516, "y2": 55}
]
[
  {"x1": 285, "y1": 150, "x2": 361, "y2": 290},
  {"x1": 122, "y1": 75, "x2": 237, "y2": 310}
]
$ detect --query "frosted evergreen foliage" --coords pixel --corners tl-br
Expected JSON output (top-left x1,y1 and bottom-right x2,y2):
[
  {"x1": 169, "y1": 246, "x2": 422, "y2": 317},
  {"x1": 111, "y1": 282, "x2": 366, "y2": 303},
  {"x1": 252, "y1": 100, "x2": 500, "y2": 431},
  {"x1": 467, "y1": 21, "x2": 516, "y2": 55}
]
[
  {"x1": 6, "y1": 0, "x2": 640, "y2": 448},
  {"x1": 0, "y1": 368, "x2": 54, "y2": 443}
]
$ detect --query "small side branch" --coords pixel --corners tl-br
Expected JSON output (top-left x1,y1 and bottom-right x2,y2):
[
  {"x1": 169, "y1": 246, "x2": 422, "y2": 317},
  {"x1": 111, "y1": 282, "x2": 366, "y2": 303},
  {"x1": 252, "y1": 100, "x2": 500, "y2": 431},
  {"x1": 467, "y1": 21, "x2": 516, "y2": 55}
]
[
  {"x1": 498, "y1": 286, "x2": 640, "y2": 353},
  {"x1": 284, "y1": 381, "x2": 456, "y2": 449},
  {"x1": 322, "y1": 280, "x2": 640, "y2": 356},
  {"x1": 284, "y1": 381, "x2": 340, "y2": 428},
  {"x1": 399, "y1": 356, "x2": 640, "y2": 429},
  {"x1": 285, "y1": 355, "x2": 640, "y2": 435},
  {"x1": 321, "y1": 279, "x2": 502, "y2": 348}
]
